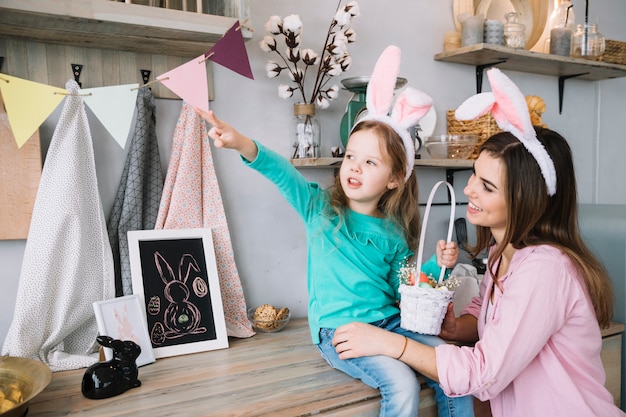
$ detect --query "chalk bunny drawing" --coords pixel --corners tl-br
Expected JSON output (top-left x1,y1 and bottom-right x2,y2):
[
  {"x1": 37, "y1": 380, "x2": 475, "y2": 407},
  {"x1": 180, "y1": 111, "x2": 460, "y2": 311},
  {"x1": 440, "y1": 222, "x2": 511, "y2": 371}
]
[{"x1": 153, "y1": 251, "x2": 207, "y2": 340}]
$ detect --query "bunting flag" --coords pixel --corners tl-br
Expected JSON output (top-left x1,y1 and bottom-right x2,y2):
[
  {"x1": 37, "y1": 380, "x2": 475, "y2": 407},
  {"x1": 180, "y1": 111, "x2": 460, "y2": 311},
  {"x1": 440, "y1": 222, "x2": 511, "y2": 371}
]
[
  {"x1": 82, "y1": 83, "x2": 139, "y2": 148},
  {"x1": 157, "y1": 55, "x2": 209, "y2": 112},
  {"x1": 0, "y1": 73, "x2": 67, "y2": 148},
  {"x1": 155, "y1": 102, "x2": 254, "y2": 338},
  {"x1": 206, "y1": 20, "x2": 254, "y2": 80},
  {"x1": 1, "y1": 79, "x2": 115, "y2": 371}
]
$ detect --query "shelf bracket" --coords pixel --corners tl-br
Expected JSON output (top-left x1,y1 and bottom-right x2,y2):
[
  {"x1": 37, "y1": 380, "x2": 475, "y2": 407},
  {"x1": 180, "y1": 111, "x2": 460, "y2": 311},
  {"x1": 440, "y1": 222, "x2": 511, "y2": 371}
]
[
  {"x1": 558, "y1": 72, "x2": 589, "y2": 114},
  {"x1": 475, "y1": 60, "x2": 508, "y2": 93}
]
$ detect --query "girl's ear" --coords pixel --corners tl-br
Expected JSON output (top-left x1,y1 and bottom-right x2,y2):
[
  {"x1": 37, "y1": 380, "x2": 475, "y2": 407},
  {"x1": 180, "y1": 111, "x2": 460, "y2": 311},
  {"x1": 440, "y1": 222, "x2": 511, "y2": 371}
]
[{"x1": 387, "y1": 176, "x2": 400, "y2": 191}]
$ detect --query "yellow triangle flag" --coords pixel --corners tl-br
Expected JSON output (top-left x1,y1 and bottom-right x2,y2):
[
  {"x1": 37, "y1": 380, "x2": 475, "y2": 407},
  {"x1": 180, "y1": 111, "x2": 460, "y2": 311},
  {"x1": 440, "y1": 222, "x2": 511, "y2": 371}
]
[{"x1": 0, "y1": 74, "x2": 67, "y2": 148}]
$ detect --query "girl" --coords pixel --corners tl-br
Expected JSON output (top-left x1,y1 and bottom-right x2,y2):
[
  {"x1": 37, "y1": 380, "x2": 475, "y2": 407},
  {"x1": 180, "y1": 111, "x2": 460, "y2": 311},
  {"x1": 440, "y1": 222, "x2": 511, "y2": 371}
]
[
  {"x1": 196, "y1": 107, "x2": 473, "y2": 416},
  {"x1": 331, "y1": 68, "x2": 625, "y2": 417},
  {"x1": 194, "y1": 45, "x2": 475, "y2": 417}
]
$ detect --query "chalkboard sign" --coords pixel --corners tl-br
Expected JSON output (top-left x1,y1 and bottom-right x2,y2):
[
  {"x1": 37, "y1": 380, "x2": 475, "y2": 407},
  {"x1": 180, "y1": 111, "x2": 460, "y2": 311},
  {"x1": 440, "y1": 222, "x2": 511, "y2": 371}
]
[{"x1": 128, "y1": 228, "x2": 228, "y2": 358}]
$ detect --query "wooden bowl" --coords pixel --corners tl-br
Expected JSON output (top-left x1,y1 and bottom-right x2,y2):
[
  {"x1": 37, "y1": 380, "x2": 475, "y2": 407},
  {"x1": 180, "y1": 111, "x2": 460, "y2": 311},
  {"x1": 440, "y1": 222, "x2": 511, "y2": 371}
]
[{"x1": 0, "y1": 356, "x2": 52, "y2": 417}]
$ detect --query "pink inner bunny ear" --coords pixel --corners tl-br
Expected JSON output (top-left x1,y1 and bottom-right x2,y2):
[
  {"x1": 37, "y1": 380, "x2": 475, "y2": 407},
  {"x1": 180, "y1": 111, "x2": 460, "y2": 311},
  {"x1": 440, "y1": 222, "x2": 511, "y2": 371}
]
[
  {"x1": 390, "y1": 88, "x2": 433, "y2": 128},
  {"x1": 487, "y1": 68, "x2": 533, "y2": 139},
  {"x1": 366, "y1": 45, "x2": 401, "y2": 118}
]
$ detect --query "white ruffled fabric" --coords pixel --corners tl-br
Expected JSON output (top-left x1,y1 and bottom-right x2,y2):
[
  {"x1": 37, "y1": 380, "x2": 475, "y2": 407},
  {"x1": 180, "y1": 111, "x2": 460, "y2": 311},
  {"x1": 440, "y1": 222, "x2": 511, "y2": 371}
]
[{"x1": 2, "y1": 79, "x2": 115, "y2": 371}]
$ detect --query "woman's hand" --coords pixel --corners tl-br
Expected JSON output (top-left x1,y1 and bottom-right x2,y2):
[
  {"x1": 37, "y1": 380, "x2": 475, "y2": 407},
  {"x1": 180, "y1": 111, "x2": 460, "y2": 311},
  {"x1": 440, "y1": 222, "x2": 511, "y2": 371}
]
[
  {"x1": 436, "y1": 240, "x2": 459, "y2": 269},
  {"x1": 439, "y1": 303, "x2": 458, "y2": 341},
  {"x1": 332, "y1": 322, "x2": 404, "y2": 360},
  {"x1": 439, "y1": 305, "x2": 480, "y2": 343},
  {"x1": 194, "y1": 108, "x2": 258, "y2": 161}
]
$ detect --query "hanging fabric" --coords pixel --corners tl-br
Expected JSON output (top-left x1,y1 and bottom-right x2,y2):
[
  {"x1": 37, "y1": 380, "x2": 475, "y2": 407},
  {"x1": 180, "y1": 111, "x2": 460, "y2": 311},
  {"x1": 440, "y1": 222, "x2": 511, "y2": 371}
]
[
  {"x1": 1, "y1": 79, "x2": 115, "y2": 371},
  {"x1": 107, "y1": 86, "x2": 164, "y2": 296},
  {"x1": 155, "y1": 102, "x2": 253, "y2": 338}
]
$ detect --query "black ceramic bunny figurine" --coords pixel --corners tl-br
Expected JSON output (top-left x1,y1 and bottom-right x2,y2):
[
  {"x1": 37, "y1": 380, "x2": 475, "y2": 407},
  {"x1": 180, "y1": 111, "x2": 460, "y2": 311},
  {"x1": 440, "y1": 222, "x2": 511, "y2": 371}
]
[{"x1": 81, "y1": 335, "x2": 142, "y2": 399}]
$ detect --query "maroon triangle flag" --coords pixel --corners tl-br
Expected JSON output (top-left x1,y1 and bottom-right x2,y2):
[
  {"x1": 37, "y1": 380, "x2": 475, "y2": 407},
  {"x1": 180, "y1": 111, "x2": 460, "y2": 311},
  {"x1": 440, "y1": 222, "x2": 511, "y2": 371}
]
[{"x1": 205, "y1": 20, "x2": 254, "y2": 80}]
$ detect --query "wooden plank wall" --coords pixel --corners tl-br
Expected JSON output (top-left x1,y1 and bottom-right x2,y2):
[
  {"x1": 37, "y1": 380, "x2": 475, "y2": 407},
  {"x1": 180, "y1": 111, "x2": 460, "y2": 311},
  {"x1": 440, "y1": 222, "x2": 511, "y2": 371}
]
[{"x1": 0, "y1": 38, "x2": 214, "y2": 100}]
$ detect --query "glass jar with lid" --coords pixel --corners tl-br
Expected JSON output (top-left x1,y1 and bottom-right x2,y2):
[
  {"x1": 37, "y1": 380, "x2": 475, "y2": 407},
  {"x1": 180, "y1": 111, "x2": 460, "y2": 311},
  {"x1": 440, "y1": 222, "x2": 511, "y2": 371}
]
[
  {"x1": 503, "y1": 12, "x2": 526, "y2": 49},
  {"x1": 571, "y1": 23, "x2": 605, "y2": 60}
]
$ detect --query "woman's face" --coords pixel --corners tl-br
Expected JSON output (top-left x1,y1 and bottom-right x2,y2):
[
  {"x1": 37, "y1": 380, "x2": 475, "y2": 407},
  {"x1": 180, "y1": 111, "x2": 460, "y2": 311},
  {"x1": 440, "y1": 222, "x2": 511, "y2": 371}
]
[
  {"x1": 340, "y1": 129, "x2": 399, "y2": 216},
  {"x1": 464, "y1": 152, "x2": 507, "y2": 240}
]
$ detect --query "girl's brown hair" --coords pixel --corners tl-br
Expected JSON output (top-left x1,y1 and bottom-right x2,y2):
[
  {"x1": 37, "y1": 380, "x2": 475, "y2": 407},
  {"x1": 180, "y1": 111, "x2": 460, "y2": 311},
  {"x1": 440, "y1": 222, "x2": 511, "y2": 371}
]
[
  {"x1": 328, "y1": 120, "x2": 421, "y2": 250},
  {"x1": 469, "y1": 128, "x2": 614, "y2": 327}
]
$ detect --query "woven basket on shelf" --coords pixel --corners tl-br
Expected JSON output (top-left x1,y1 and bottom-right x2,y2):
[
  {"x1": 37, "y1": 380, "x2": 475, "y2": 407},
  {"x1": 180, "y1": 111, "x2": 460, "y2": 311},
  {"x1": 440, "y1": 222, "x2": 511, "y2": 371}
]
[
  {"x1": 446, "y1": 110, "x2": 503, "y2": 159},
  {"x1": 600, "y1": 40, "x2": 626, "y2": 66}
]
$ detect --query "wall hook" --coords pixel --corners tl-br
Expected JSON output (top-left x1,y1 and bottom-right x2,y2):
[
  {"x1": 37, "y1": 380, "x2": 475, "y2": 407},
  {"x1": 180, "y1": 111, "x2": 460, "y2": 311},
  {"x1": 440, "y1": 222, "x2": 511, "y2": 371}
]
[
  {"x1": 140, "y1": 69, "x2": 151, "y2": 84},
  {"x1": 72, "y1": 63, "x2": 83, "y2": 87}
]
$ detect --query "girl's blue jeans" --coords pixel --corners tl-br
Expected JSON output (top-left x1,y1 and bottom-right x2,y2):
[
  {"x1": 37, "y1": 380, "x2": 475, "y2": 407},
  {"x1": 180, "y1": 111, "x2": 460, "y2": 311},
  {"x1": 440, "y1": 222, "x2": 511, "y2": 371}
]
[{"x1": 317, "y1": 314, "x2": 475, "y2": 417}]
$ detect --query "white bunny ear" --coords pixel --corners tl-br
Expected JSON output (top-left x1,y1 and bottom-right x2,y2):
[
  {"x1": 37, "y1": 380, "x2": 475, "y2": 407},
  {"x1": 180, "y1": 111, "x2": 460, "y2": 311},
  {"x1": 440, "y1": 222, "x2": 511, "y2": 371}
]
[
  {"x1": 390, "y1": 87, "x2": 433, "y2": 129},
  {"x1": 366, "y1": 45, "x2": 401, "y2": 118},
  {"x1": 455, "y1": 92, "x2": 496, "y2": 120},
  {"x1": 454, "y1": 67, "x2": 557, "y2": 196}
]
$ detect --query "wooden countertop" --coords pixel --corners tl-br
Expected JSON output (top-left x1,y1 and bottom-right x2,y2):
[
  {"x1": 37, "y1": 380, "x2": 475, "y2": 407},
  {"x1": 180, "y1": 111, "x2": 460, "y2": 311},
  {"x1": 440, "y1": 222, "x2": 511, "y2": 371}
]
[
  {"x1": 27, "y1": 318, "x2": 379, "y2": 417},
  {"x1": 26, "y1": 320, "x2": 624, "y2": 416}
]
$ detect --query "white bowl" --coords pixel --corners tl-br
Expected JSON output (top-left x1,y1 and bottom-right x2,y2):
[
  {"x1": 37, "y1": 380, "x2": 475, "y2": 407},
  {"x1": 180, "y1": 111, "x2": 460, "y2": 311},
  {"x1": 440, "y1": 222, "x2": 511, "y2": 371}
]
[{"x1": 424, "y1": 135, "x2": 478, "y2": 160}]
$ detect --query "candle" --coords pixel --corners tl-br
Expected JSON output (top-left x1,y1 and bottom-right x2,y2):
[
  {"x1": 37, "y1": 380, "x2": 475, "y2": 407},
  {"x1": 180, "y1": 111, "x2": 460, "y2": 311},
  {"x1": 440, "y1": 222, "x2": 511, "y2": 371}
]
[
  {"x1": 460, "y1": 14, "x2": 485, "y2": 47},
  {"x1": 483, "y1": 19, "x2": 504, "y2": 45},
  {"x1": 550, "y1": 27, "x2": 572, "y2": 56}
]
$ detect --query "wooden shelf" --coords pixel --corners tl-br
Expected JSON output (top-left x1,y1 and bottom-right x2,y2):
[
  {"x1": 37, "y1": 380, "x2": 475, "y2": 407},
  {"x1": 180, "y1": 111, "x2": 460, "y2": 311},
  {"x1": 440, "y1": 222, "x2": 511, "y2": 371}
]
[
  {"x1": 291, "y1": 158, "x2": 474, "y2": 169},
  {"x1": 435, "y1": 44, "x2": 626, "y2": 113},
  {"x1": 435, "y1": 44, "x2": 626, "y2": 81},
  {"x1": 0, "y1": 0, "x2": 252, "y2": 57}
]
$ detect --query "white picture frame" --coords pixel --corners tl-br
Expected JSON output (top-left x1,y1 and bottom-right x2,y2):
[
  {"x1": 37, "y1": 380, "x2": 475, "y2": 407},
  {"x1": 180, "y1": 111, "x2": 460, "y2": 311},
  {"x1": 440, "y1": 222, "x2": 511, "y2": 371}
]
[
  {"x1": 128, "y1": 228, "x2": 229, "y2": 359},
  {"x1": 93, "y1": 294, "x2": 156, "y2": 367}
]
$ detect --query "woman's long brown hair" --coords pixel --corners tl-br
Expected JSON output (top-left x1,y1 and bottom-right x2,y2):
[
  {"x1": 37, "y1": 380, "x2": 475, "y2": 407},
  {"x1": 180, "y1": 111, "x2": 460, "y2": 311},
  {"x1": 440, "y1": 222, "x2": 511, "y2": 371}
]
[{"x1": 468, "y1": 128, "x2": 614, "y2": 328}]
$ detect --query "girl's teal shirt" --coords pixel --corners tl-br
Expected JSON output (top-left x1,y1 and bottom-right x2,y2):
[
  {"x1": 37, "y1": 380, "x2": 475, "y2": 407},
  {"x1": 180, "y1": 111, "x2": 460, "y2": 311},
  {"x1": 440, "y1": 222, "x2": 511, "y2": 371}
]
[{"x1": 245, "y1": 142, "x2": 443, "y2": 344}]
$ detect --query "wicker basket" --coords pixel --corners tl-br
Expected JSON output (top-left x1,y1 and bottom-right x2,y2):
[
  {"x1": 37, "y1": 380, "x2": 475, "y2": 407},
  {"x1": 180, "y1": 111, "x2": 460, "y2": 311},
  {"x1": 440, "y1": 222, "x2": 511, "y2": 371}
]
[
  {"x1": 600, "y1": 40, "x2": 626, "y2": 66},
  {"x1": 399, "y1": 181, "x2": 456, "y2": 335},
  {"x1": 399, "y1": 284, "x2": 454, "y2": 334},
  {"x1": 447, "y1": 110, "x2": 503, "y2": 159}
]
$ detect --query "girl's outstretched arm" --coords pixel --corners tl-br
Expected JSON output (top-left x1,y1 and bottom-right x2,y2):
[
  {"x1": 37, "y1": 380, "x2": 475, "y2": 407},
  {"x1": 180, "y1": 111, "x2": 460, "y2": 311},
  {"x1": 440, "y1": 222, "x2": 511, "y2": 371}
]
[{"x1": 194, "y1": 108, "x2": 258, "y2": 162}]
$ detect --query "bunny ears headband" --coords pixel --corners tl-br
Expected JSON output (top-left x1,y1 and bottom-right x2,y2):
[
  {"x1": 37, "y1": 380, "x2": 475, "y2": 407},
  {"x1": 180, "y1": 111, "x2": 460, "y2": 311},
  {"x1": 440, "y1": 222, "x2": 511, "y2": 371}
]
[
  {"x1": 356, "y1": 45, "x2": 434, "y2": 182},
  {"x1": 455, "y1": 68, "x2": 557, "y2": 196}
]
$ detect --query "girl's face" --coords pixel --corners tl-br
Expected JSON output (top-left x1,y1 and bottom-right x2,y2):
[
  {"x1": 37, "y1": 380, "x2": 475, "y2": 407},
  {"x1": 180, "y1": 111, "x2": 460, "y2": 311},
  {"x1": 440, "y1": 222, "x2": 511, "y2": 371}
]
[
  {"x1": 340, "y1": 129, "x2": 399, "y2": 216},
  {"x1": 464, "y1": 152, "x2": 507, "y2": 241}
]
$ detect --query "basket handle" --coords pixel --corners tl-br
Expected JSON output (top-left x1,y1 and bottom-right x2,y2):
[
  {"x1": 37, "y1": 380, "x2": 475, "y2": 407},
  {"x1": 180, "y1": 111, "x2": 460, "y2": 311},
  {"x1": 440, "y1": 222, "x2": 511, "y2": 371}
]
[{"x1": 415, "y1": 180, "x2": 456, "y2": 285}]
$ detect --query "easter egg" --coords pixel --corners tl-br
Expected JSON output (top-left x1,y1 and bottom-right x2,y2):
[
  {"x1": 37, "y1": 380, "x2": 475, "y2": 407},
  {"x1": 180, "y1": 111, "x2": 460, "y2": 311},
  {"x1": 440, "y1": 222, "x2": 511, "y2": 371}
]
[{"x1": 419, "y1": 282, "x2": 433, "y2": 289}]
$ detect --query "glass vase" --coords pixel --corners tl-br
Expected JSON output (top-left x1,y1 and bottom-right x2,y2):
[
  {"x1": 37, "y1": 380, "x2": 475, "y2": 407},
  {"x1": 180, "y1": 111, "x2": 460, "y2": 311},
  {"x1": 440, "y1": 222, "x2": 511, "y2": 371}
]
[{"x1": 291, "y1": 103, "x2": 320, "y2": 159}]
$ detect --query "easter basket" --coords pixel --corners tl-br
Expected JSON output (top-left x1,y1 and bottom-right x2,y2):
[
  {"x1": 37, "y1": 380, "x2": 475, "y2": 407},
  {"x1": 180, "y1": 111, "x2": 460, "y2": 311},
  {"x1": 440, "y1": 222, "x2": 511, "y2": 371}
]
[{"x1": 399, "y1": 181, "x2": 456, "y2": 335}]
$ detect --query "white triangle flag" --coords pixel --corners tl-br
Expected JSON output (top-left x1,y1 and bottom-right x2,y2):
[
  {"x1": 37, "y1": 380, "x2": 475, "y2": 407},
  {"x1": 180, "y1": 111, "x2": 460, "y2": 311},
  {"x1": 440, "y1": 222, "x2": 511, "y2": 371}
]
[{"x1": 82, "y1": 84, "x2": 139, "y2": 148}]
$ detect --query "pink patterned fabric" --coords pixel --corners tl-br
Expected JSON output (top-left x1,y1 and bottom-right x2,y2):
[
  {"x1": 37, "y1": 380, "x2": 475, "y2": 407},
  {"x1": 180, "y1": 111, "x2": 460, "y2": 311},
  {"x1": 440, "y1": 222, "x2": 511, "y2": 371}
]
[{"x1": 155, "y1": 102, "x2": 253, "y2": 338}]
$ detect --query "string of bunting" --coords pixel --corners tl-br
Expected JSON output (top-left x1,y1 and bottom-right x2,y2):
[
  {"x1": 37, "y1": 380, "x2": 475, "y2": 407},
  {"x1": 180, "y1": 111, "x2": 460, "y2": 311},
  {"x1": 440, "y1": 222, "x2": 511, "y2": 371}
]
[{"x1": 0, "y1": 20, "x2": 253, "y2": 149}]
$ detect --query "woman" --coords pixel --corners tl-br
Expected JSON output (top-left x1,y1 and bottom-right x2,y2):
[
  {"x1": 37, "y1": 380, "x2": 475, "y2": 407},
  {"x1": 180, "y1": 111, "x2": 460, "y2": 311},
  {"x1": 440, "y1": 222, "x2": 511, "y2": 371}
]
[{"x1": 331, "y1": 68, "x2": 625, "y2": 417}]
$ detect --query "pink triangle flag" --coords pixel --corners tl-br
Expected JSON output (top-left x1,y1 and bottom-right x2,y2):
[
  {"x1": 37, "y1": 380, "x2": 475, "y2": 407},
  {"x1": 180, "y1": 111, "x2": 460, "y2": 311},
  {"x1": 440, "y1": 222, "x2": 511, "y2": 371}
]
[
  {"x1": 206, "y1": 20, "x2": 254, "y2": 80},
  {"x1": 157, "y1": 55, "x2": 209, "y2": 112}
]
